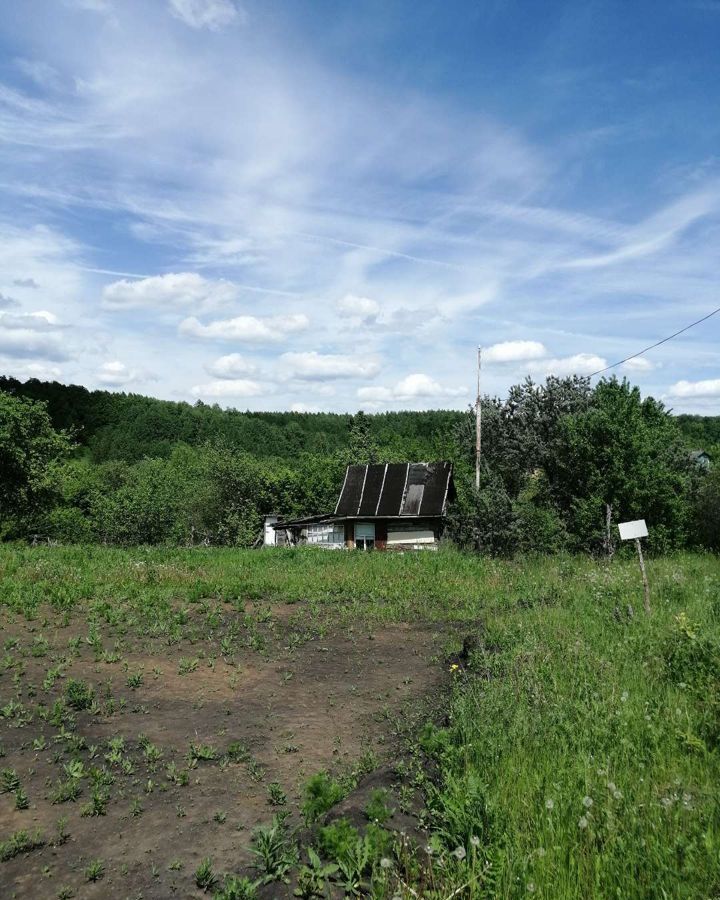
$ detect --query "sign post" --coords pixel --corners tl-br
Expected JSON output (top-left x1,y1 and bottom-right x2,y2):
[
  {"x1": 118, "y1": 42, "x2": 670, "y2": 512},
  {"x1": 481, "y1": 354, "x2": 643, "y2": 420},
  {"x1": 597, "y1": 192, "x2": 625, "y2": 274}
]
[{"x1": 618, "y1": 519, "x2": 650, "y2": 615}]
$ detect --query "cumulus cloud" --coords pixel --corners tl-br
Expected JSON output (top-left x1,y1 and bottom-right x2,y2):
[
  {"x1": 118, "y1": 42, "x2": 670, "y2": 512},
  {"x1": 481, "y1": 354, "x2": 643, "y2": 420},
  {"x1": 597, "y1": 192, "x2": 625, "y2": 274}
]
[
  {"x1": 668, "y1": 378, "x2": 720, "y2": 398},
  {"x1": 484, "y1": 340, "x2": 547, "y2": 363},
  {"x1": 0, "y1": 293, "x2": 20, "y2": 310},
  {"x1": 190, "y1": 378, "x2": 270, "y2": 398},
  {"x1": 1, "y1": 311, "x2": 61, "y2": 330},
  {"x1": 168, "y1": 0, "x2": 244, "y2": 30},
  {"x1": 0, "y1": 360, "x2": 62, "y2": 381},
  {"x1": 358, "y1": 373, "x2": 466, "y2": 404},
  {"x1": 528, "y1": 353, "x2": 607, "y2": 377},
  {"x1": 337, "y1": 294, "x2": 380, "y2": 322},
  {"x1": 622, "y1": 357, "x2": 656, "y2": 372},
  {"x1": 95, "y1": 361, "x2": 140, "y2": 387},
  {"x1": 180, "y1": 313, "x2": 309, "y2": 343},
  {"x1": 102, "y1": 272, "x2": 237, "y2": 310},
  {"x1": 0, "y1": 310, "x2": 68, "y2": 361},
  {"x1": 280, "y1": 351, "x2": 381, "y2": 381},
  {"x1": 205, "y1": 353, "x2": 258, "y2": 379}
]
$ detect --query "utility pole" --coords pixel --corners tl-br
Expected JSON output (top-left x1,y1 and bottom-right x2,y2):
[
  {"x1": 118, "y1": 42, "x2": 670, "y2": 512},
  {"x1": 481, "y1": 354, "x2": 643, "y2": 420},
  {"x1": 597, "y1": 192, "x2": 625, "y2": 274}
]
[{"x1": 475, "y1": 346, "x2": 482, "y2": 491}]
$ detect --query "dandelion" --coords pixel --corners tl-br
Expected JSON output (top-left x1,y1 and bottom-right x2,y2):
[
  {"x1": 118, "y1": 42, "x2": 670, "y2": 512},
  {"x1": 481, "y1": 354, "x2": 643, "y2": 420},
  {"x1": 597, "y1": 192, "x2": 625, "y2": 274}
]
[
  {"x1": 453, "y1": 846, "x2": 466, "y2": 861},
  {"x1": 582, "y1": 796, "x2": 593, "y2": 808},
  {"x1": 425, "y1": 844, "x2": 435, "y2": 855},
  {"x1": 613, "y1": 789, "x2": 622, "y2": 801},
  {"x1": 536, "y1": 847, "x2": 546, "y2": 858},
  {"x1": 578, "y1": 816, "x2": 588, "y2": 829},
  {"x1": 470, "y1": 835, "x2": 480, "y2": 848},
  {"x1": 527, "y1": 882, "x2": 536, "y2": 893},
  {"x1": 545, "y1": 798, "x2": 554, "y2": 811},
  {"x1": 620, "y1": 691, "x2": 628, "y2": 703},
  {"x1": 449, "y1": 663, "x2": 460, "y2": 672},
  {"x1": 607, "y1": 781, "x2": 617, "y2": 793},
  {"x1": 380, "y1": 858, "x2": 392, "y2": 869}
]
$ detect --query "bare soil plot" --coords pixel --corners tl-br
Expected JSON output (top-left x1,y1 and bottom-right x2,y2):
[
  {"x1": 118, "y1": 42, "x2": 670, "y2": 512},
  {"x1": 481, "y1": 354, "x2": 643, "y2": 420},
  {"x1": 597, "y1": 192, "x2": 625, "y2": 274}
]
[{"x1": 0, "y1": 600, "x2": 450, "y2": 899}]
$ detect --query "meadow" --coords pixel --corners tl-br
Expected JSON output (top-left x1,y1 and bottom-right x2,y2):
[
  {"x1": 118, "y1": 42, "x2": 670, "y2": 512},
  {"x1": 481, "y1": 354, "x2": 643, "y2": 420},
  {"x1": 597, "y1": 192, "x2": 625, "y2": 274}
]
[{"x1": 0, "y1": 546, "x2": 718, "y2": 898}]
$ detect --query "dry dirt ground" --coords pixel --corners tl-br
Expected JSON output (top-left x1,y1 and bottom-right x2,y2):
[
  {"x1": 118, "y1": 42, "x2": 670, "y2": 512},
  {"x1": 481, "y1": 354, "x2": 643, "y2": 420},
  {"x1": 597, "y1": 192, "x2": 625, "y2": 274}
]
[{"x1": 0, "y1": 601, "x2": 453, "y2": 899}]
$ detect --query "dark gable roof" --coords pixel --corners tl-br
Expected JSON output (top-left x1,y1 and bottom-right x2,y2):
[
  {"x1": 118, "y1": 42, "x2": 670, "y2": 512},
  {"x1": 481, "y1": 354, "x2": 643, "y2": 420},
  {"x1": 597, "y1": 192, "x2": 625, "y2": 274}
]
[{"x1": 335, "y1": 462, "x2": 453, "y2": 518}]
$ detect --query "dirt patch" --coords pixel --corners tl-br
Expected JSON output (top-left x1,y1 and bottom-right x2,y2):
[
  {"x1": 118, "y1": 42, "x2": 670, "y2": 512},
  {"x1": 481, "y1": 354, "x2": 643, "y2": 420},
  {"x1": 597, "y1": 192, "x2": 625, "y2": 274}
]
[{"x1": 0, "y1": 606, "x2": 450, "y2": 899}]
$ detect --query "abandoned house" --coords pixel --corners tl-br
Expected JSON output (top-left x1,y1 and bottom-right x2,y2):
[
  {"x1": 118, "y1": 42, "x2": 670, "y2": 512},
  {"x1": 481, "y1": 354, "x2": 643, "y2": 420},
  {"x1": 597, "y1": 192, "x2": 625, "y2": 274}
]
[{"x1": 265, "y1": 461, "x2": 455, "y2": 550}]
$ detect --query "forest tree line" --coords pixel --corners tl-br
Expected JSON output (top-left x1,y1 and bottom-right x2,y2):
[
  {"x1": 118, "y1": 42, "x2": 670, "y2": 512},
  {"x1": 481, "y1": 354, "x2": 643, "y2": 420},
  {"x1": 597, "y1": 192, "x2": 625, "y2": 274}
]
[{"x1": 1, "y1": 375, "x2": 719, "y2": 553}]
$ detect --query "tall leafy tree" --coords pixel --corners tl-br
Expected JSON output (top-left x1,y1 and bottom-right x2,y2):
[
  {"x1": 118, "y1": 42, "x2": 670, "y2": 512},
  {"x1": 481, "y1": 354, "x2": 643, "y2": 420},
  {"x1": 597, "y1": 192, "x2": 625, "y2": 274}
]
[{"x1": 0, "y1": 391, "x2": 72, "y2": 536}]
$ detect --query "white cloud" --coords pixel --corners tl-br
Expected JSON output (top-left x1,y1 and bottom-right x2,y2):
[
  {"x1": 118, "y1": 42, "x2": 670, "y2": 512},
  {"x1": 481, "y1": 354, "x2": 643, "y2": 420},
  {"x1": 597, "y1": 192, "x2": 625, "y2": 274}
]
[
  {"x1": 95, "y1": 360, "x2": 139, "y2": 386},
  {"x1": 102, "y1": 272, "x2": 236, "y2": 310},
  {"x1": 190, "y1": 378, "x2": 270, "y2": 398},
  {"x1": 280, "y1": 351, "x2": 381, "y2": 381},
  {"x1": 0, "y1": 360, "x2": 62, "y2": 381},
  {"x1": 668, "y1": 378, "x2": 720, "y2": 398},
  {"x1": 528, "y1": 353, "x2": 607, "y2": 377},
  {"x1": 168, "y1": 0, "x2": 244, "y2": 30},
  {"x1": 0, "y1": 293, "x2": 20, "y2": 310},
  {"x1": 1, "y1": 311, "x2": 61, "y2": 330},
  {"x1": 484, "y1": 340, "x2": 548, "y2": 363},
  {"x1": 180, "y1": 313, "x2": 309, "y2": 343},
  {"x1": 622, "y1": 357, "x2": 656, "y2": 373},
  {"x1": 358, "y1": 373, "x2": 466, "y2": 405},
  {"x1": 337, "y1": 294, "x2": 380, "y2": 322},
  {"x1": 0, "y1": 310, "x2": 68, "y2": 361},
  {"x1": 205, "y1": 353, "x2": 257, "y2": 379}
]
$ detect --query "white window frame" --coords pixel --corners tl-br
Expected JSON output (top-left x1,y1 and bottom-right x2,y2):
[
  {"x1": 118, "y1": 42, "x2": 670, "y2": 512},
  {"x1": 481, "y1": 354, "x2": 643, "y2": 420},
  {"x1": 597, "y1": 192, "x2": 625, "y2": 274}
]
[{"x1": 354, "y1": 521, "x2": 376, "y2": 550}]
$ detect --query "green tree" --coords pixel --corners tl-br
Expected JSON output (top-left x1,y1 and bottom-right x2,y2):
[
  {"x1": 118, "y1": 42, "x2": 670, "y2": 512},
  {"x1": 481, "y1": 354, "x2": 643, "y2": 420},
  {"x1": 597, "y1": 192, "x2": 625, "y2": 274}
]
[
  {"x1": 0, "y1": 391, "x2": 72, "y2": 537},
  {"x1": 548, "y1": 378, "x2": 690, "y2": 552}
]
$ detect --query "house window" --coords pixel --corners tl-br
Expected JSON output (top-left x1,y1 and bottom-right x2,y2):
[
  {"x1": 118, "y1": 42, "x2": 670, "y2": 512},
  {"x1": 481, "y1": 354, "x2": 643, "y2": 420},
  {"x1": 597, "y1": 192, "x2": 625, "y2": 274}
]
[
  {"x1": 306, "y1": 524, "x2": 345, "y2": 547},
  {"x1": 354, "y1": 522, "x2": 375, "y2": 550}
]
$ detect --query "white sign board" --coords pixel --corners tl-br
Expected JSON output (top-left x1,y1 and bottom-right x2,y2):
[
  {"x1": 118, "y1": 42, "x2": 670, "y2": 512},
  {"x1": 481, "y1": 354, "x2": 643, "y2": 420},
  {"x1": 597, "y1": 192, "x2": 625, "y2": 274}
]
[{"x1": 618, "y1": 519, "x2": 648, "y2": 541}]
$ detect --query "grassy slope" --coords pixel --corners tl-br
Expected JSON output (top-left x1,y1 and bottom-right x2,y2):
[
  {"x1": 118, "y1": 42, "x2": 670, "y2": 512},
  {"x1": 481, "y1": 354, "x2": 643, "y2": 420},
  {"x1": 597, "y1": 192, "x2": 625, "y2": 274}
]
[{"x1": 1, "y1": 546, "x2": 718, "y2": 898}]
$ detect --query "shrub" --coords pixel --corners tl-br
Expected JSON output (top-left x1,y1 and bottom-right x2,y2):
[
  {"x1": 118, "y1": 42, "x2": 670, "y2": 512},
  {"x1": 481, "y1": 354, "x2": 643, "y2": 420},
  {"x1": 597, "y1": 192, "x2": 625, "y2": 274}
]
[{"x1": 301, "y1": 772, "x2": 345, "y2": 824}]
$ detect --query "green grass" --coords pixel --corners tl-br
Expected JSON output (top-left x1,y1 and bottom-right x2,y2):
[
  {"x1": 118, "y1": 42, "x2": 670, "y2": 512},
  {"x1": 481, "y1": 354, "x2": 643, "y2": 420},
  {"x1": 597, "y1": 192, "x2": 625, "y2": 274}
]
[{"x1": 0, "y1": 545, "x2": 719, "y2": 897}]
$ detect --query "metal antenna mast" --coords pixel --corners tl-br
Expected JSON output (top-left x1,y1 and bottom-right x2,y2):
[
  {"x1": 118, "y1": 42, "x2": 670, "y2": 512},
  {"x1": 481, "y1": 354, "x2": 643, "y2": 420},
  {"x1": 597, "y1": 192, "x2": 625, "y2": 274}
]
[{"x1": 475, "y1": 346, "x2": 482, "y2": 491}]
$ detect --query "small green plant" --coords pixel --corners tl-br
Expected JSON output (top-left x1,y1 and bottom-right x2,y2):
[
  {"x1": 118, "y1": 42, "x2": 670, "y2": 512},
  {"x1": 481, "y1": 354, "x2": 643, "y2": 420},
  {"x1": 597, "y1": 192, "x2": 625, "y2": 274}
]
[
  {"x1": 294, "y1": 847, "x2": 339, "y2": 898},
  {"x1": 364, "y1": 788, "x2": 393, "y2": 824},
  {"x1": 0, "y1": 768, "x2": 20, "y2": 793},
  {"x1": 84, "y1": 859, "x2": 105, "y2": 882},
  {"x1": 15, "y1": 787, "x2": 29, "y2": 810},
  {"x1": 301, "y1": 772, "x2": 345, "y2": 824},
  {"x1": 51, "y1": 779, "x2": 82, "y2": 804},
  {"x1": 81, "y1": 786, "x2": 109, "y2": 817},
  {"x1": 195, "y1": 857, "x2": 218, "y2": 892},
  {"x1": 267, "y1": 782, "x2": 287, "y2": 806},
  {"x1": 54, "y1": 817, "x2": 70, "y2": 846},
  {"x1": 178, "y1": 657, "x2": 199, "y2": 676},
  {"x1": 64, "y1": 679, "x2": 95, "y2": 711},
  {"x1": 212, "y1": 874, "x2": 259, "y2": 899},
  {"x1": 0, "y1": 829, "x2": 44, "y2": 861},
  {"x1": 214, "y1": 810, "x2": 227, "y2": 824},
  {"x1": 225, "y1": 741, "x2": 249, "y2": 763},
  {"x1": 126, "y1": 671, "x2": 144, "y2": 689},
  {"x1": 130, "y1": 797, "x2": 144, "y2": 817},
  {"x1": 188, "y1": 742, "x2": 218, "y2": 764},
  {"x1": 250, "y1": 813, "x2": 298, "y2": 884}
]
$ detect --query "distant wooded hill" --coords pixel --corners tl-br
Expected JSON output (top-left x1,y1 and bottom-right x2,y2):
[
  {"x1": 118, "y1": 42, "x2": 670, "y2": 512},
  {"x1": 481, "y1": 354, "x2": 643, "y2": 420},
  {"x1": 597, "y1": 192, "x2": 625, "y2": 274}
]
[{"x1": 0, "y1": 376, "x2": 465, "y2": 462}]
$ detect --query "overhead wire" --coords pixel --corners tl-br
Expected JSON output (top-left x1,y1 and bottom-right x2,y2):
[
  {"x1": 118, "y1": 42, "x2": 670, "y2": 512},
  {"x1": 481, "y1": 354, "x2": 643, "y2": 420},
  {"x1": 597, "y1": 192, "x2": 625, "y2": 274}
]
[{"x1": 586, "y1": 304, "x2": 720, "y2": 378}]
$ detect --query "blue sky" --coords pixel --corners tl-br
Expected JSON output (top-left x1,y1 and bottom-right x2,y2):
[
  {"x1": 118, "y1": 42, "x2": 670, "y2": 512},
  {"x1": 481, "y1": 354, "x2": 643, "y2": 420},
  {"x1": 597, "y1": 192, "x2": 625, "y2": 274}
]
[{"x1": 1, "y1": 0, "x2": 719, "y2": 413}]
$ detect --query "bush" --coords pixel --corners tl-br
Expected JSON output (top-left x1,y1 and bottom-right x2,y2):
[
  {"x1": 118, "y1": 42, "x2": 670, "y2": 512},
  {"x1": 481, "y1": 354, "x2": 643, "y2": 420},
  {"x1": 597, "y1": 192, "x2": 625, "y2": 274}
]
[{"x1": 301, "y1": 772, "x2": 345, "y2": 824}]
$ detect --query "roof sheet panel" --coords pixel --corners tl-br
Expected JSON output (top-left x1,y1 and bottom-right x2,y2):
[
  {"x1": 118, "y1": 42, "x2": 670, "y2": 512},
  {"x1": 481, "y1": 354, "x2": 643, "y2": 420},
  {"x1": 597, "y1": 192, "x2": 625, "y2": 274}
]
[
  {"x1": 419, "y1": 462, "x2": 452, "y2": 516},
  {"x1": 358, "y1": 464, "x2": 386, "y2": 516},
  {"x1": 335, "y1": 464, "x2": 366, "y2": 515},
  {"x1": 375, "y1": 463, "x2": 408, "y2": 516}
]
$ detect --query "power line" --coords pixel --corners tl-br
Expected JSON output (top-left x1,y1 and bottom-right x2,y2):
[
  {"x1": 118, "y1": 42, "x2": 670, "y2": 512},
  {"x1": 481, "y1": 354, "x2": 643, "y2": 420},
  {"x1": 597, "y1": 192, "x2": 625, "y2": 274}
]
[{"x1": 587, "y1": 304, "x2": 720, "y2": 378}]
